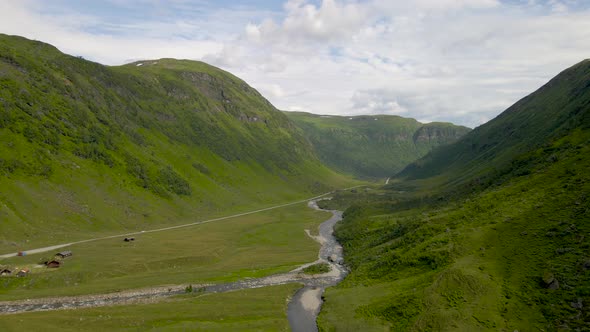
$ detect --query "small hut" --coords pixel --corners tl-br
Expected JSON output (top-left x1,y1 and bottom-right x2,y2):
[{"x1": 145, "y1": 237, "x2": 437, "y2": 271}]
[
  {"x1": 0, "y1": 268, "x2": 12, "y2": 276},
  {"x1": 124, "y1": 237, "x2": 135, "y2": 242},
  {"x1": 55, "y1": 250, "x2": 72, "y2": 259},
  {"x1": 46, "y1": 260, "x2": 61, "y2": 268}
]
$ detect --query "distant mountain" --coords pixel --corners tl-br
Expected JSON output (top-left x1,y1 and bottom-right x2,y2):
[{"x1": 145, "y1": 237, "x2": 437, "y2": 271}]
[
  {"x1": 285, "y1": 112, "x2": 470, "y2": 178},
  {"x1": 0, "y1": 34, "x2": 352, "y2": 250},
  {"x1": 397, "y1": 59, "x2": 590, "y2": 188}
]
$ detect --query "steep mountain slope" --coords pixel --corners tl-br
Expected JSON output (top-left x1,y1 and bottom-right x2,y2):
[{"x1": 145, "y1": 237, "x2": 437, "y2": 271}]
[
  {"x1": 0, "y1": 34, "x2": 353, "y2": 251},
  {"x1": 285, "y1": 112, "x2": 470, "y2": 178},
  {"x1": 318, "y1": 60, "x2": 590, "y2": 330},
  {"x1": 397, "y1": 59, "x2": 590, "y2": 189}
]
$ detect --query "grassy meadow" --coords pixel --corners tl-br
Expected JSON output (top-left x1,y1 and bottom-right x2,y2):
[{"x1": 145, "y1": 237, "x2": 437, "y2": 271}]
[
  {"x1": 0, "y1": 284, "x2": 299, "y2": 331},
  {"x1": 0, "y1": 202, "x2": 331, "y2": 300}
]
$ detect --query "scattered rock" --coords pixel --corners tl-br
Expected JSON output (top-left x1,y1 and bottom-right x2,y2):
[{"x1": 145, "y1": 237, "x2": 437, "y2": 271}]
[
  {"x1": 570, "y1": 298, "x2": 583, "y2": 309},
  {"x1": 548, "y1": 279, "x2": 560, "y2": 290},
  {"x1": 583, "y1": 259, "x2": 590, "y2": 270},
  {"x1": 520, "y1": 231, "x2": 528, "y2": 236},
  {"x1": 543, "y1": 271, "x2": 560, "y2": 290}
]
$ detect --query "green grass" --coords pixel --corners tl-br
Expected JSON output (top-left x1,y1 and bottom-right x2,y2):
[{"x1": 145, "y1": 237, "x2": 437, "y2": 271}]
[
  {"x1": 285, "y1": 112, "x2": 470, "y2": 178},
  {"x1": 0, "y1": 203, "x2": 330, "y2": 300},
  {"x1": 0, "y1": 284, "x2": 300, "y2": 331},
  {"x1": 319, "y1": 129, "x2": 590, "y2": 331}
]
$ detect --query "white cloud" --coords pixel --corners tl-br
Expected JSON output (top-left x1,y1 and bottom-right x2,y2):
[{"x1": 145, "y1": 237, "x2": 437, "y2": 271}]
[
  {"x1": 0, "y1": 0, "x2": 224, "y2": 64},
  {"x1": 258, "y1": 84, "x2": 286, "y2": 99},
  {"x1": 351, "y1": 90, "x2": 409, "y2": 115}
]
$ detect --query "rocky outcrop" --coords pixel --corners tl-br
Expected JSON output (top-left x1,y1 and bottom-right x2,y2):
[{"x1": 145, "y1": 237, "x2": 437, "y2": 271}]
[{"x1": 413, "y1": 124, "x2": 471, "y2": 144}]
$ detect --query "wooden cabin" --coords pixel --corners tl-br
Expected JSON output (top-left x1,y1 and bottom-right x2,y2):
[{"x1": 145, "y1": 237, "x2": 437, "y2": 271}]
[
  {"x1": 46, "y1": 260, "x2": 61, "y2": 268},
  {"x1": 55, "y1": 250, "x2": 72, "y2": 258}
]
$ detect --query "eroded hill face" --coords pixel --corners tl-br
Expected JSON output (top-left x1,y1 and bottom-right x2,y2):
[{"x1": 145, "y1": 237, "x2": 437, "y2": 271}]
[
  {"x1": 0, "y1": 34, "x2": 352, "y2": 250},
  {"x1": 284, "y1": 112, "x2": 470, "y2": 179}
]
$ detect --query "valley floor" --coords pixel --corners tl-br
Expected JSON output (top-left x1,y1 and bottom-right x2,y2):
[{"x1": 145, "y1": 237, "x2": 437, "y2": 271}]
[{"x1": 0, "y1": 191, "x2": 356, "y2": 330}]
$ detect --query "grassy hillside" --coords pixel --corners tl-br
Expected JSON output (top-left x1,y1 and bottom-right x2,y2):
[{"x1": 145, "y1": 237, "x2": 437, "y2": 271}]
[
  {"x1": 397, "y1": 59, "x2": 590, "y2": 190},
  {"x1": 0, "y1": 34, "x2": 355, "y2": 252},
  {"x1": 285, "y1": 112, "x2": 470, "y2": 179},
  {"x1": 318, "y1": 60, "x2": 590, "y2": 331}
]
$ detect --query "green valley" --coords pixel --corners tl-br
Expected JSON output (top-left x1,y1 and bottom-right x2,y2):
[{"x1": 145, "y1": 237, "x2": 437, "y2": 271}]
[
  {"x1": 0, "y1": 34, "x2": 358, "y2": 329},
  {"x1": 1, "y1": 31, "x2": 589, "y2": 332},
  {"x1": 285, "y1": 112, "x2": 470, "y2": 179}
]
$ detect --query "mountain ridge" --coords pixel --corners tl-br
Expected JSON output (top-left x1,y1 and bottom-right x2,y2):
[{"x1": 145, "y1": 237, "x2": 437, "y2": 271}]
[{"x1": 284, "y1": 111, "x2": 470, "y2": 178}]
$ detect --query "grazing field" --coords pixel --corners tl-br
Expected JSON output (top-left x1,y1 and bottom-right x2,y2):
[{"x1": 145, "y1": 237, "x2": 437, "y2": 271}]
[
  {"x1": 0, "y1": 203, "x2": 330, "y2": 300},
  {"x1": 0, "y1": 284, "x2": 299, "y2": 331}
]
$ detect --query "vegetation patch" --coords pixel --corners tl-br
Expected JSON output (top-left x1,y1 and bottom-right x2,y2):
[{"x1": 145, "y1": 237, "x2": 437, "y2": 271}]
[{"x1": 302, "y1": 263, "x2": 331, "y2": 275}]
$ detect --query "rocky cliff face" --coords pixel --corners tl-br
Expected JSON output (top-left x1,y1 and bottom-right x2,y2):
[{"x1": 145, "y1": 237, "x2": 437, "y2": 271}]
[{"x1": 413, "y1": 123, "x2": 470, "y2": 144}]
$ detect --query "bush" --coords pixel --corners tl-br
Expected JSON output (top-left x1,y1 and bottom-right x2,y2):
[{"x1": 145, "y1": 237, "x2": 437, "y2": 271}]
[
  {"x1": 303, "y1": 263, "x2": 331, "y2": 275},
  {"x1": 157, "y1": 166, "x2": 191, "y2": 196}
]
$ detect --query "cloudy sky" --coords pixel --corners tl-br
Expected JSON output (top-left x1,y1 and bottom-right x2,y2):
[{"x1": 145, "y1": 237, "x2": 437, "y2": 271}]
[{"x1": 1, "y1": 0, "x2": 589, "y2": 127}]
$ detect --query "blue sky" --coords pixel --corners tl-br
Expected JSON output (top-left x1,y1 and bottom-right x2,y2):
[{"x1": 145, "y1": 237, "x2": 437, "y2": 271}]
[{"x1": 1, "y1": 0, "x2": 590, "y2": 127}]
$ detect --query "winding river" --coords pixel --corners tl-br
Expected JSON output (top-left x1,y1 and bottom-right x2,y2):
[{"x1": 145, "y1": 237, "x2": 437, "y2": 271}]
[
  {"x1": 0, "y1": 199, "x2": 348, "y2": 331},
  {"x1": 287, "y1": 200, "x2": 348, "y2": 332}
]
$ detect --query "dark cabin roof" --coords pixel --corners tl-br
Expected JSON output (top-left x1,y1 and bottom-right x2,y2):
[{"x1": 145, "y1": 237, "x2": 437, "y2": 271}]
[
  {"x1": 56, "y1": 250, "x2": 72, "y2": 257},
  {"x1": 46, "y1": 260, "x2": 61, "y2": 267}
]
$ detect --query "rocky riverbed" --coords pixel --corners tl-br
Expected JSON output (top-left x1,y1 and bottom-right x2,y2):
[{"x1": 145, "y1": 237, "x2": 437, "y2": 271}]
[{"x1": 287, "y1": 200, "x2": 348, "y2": 332}]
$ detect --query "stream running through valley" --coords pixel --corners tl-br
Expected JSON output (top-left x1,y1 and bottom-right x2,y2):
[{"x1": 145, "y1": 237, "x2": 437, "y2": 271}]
[
  {"x1": 0, "y1": 199, "x2": 349, "y2": 331},
  {"x1": 287, "y1": 200, "x2": 348, "y2": 332}
]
